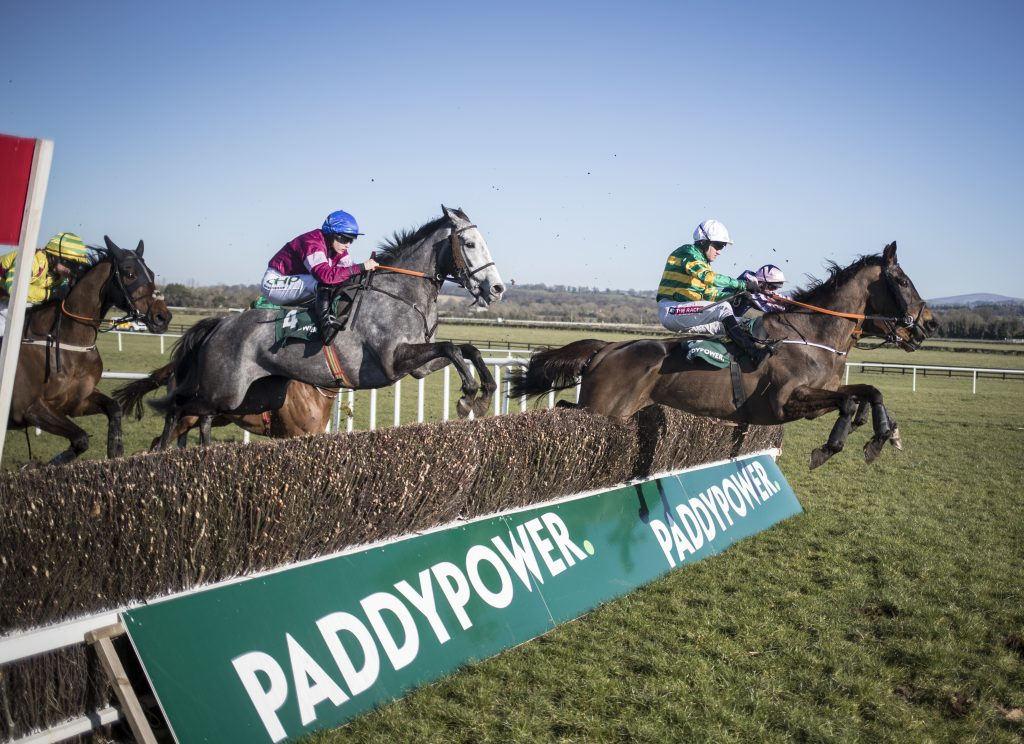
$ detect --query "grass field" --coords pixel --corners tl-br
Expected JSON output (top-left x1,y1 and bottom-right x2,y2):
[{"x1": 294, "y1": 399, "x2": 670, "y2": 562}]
[{"x1": 4, "y1": 322, "x2": 1023, "y2": 740}]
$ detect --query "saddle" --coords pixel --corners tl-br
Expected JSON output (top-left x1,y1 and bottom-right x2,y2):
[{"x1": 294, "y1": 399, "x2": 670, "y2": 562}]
[
  {"x1": 678, "y1": 316, "x2": 771, "y2": 368},
  {"x1": 251, "y1": 283, "x2": 360, "y2": 344}
]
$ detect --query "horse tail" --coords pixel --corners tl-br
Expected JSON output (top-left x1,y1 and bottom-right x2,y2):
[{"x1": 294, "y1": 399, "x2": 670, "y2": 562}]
[
  {"x1": 111, "y1": 362, "x2": 175, "y2": 420},
  {"x1": 148, "y1": 317, "x2": 222, "y2": 413},
  {"x1": 507, "y1": 339, "x2": 609, "y2": 399}
]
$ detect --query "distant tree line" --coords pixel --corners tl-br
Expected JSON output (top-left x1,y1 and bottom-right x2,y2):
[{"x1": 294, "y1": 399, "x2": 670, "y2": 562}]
[{"x1": 160, "y1": 282, "x2": 1024, "y2": 339}]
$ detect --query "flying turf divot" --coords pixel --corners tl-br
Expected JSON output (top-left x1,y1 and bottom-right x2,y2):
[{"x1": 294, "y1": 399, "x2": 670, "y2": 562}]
[{"x1": 123, "y1": 449, "x2": 801, "y2": 743}]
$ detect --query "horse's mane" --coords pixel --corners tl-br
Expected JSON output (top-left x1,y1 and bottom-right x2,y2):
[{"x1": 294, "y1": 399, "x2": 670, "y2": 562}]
[
  {"x1": 787, "y1": 253, "x2": 885, "y2": 305},
  {"x1": 375, "y1": 209, "x2": 467, "y2": 261}
]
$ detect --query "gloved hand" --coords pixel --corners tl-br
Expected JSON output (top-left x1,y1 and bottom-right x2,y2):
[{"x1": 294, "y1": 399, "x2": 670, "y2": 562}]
[{"x1": 744, "y1": 277, "x2": 761, "y2": 292}]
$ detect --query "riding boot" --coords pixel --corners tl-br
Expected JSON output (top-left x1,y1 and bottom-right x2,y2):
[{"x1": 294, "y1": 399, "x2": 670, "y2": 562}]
[
  {"x1": 723, "y1": 315, "x2": 771, "y2": 367},
  {"x1": 315, "y1": 284, "x2": 339, "y2": 345}
]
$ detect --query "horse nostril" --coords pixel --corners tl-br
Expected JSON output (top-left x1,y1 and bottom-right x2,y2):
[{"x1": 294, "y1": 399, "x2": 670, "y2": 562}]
[{"x1": 492, "y1": 283, "x2": 505, "y2": 295}]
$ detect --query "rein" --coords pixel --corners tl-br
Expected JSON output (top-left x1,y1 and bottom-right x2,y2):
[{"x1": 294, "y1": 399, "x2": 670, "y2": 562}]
[
  {"x1": 356, "y1": 221, "x2": 494, "y2": 339},
  {"x1": 762, "y1": 290, "x2": 898, "y2": 323}
]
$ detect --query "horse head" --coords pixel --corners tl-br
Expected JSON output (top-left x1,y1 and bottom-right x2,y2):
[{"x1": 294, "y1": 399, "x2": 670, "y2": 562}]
[
  {"x1": 440, "y1": 205, "x2": 505, "y2": 306},
  {"x1": 102, "y1": 235, "x2": 172, "y2": 333},
  {"x1": 864, "y1": 241, "x2": 937, "y2": 349}
]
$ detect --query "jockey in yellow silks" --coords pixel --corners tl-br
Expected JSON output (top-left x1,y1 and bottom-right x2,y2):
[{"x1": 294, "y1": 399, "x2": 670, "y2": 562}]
[{"x1": 0, "y1": 232, "x2": 101, "y2": 342}]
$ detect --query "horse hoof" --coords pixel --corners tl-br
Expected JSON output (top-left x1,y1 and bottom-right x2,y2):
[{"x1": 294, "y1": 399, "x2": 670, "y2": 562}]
[
  {"x1": 809, "y1": 447, "x2": 833, "y2": 470},
  {"x1": 863, "y1": 437, "x2": 885, "y2": 464},
  {"x1": 456, "y1": 398, "x2": 472, "y2": 418},
  {"x1": 889, "y1": 426, "x2": 903, "y2": 450},
  {"x1": 471, "y1": 395, "x2": 491, "y2": 418}
]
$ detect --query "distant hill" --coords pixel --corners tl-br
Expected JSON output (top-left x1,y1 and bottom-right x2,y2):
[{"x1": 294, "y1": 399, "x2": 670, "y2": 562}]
[{"x1": 927, "y1": 293, "x2": 1024, "y2": 306}]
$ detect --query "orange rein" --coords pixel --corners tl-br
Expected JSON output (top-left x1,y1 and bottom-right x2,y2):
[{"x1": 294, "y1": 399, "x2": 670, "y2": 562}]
[
  {"x1": 375, "y1": 265, "x2": 428, "y2": 278},
  {"x1": 761, "y1": 290, "x2": 867, "y2": 320},
  {"x1": 60, "y1": 300, "x2": 101, "y2": 325}
]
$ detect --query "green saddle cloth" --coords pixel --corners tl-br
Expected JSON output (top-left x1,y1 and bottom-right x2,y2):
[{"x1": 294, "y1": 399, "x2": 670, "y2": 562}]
[
  {"x1": 249, "y1": 296, "x2": 345, "y2": 343},
  {"x1": 685, "y1": 339, "x2": 731, "y2": 368},
  {"x1": 681, "y1": 316, "x2": 768, "y2": 368}
]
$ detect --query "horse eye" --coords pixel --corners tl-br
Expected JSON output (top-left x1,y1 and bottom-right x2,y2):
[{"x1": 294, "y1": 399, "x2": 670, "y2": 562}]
[
  {"x1": 125, "y1": 272, "x2": 135, "y2": 281},
  {"x1": 898, "y1": 277, "x2": 909, "y2": 287},
  {"x1": 465, "y1": 241, "x2": 475, "y2": 249}
]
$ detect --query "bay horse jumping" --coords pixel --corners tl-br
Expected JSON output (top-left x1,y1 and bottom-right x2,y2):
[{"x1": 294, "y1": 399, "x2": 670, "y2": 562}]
[
  {"x1": 150, "y1": 206, "x2": 504, "y2": 446},
  {"x1": 5, "y1": 237, "x2": 171, "y2": 465},
  {"x1": 510, "y1": 242, "x2": 937, "y2": 468},
  {"x1": 113, "y1": 362, "x2": 338, "y2": 447}
]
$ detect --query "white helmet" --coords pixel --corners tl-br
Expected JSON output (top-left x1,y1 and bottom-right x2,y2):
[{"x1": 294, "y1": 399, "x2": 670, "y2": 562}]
[
  {"x1": 693, "y1": 219, "x2": 732, "y2": 245},
  {"x1": 755, "y1": 264, "x2": 785, "y2": 288}
]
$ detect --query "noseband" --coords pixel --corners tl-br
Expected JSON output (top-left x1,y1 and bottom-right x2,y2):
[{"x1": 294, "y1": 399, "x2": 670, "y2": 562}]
[
  {"x1": 878, "y1": 268, "x2": 927, "y2": 349},
  {"x1": 447, "y1": 223, "x2": 495, "y2": 293}
]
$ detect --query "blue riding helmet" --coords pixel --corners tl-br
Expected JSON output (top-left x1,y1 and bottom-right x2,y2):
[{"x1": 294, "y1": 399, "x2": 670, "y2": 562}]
[{"x1": 322, "y1": 210, "x2": 363, "y2": 236}]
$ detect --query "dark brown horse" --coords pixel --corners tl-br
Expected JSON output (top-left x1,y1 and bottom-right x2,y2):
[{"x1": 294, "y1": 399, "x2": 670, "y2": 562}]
[
  {"x1": 510, "y1": 242, "x2": 938, "y2": 468},
  {"x1": 114, "y1": 362, "x2": 338, "y2": 447},
  {"x1": 5, "y1": 237, "x2": 170, "y2": 465}
]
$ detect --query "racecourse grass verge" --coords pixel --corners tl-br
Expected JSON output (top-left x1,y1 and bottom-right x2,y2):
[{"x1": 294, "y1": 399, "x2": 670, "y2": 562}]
[{"x1": 307, "y1": 381, "x2": 1024, "y2": 742}]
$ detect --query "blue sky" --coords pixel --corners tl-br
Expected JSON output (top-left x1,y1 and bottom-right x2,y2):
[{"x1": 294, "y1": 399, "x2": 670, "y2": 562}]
[{"x1": 2, "y1": 1, "x2": 1022, "y2": 299}]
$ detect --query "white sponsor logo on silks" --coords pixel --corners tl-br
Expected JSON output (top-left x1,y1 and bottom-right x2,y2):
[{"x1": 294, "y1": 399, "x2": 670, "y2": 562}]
[
  {"x1": 232, "y1": 512, "x2": 589, "y2": 742},
  {"x1": 648, "y1": 460, "x2": 781, "y2": 569}
]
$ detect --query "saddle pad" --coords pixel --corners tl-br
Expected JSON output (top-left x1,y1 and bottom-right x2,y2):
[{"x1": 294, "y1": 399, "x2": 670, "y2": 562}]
[
  {"x1": 685, "y1": 339, "x2": 731, "y2": 368},
  {"x1": 275, "y1": 307, "x2": 319, "y2": 343}
]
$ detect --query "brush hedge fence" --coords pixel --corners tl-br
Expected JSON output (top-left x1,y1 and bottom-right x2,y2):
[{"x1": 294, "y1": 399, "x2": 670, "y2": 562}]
[{"x1": 0, "y1": 406, "x2": 781, "y2": 739}]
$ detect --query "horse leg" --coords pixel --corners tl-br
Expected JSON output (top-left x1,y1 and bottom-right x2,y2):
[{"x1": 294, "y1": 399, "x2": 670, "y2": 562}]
[
  {"x1": 835, "y1": 384, "x2": 894, "y2": 463},
  {"x1": 809, "y1": 396, "x2": 858, "y2": 470},
  {"x1": 394, "y1": 342, "x2": 479, "y2": 418},
  {"x1": 199, "y1": 415, "x2": 213, "y2": 446},
  {"x1": 851, "y1": 399, "x2": 870, "y2": 429},
  {"x1": 155, "y1": 407, "x2": 184, "y2": 450},
  {"x1": 70, "y1": 390, "x2": 124, "y2": 458},
  {"x1": 458, "y1": 344, "x2": 497, "y2": 417},
  {"x1": 783, "y1": 385, "x2": 857, "y2": 469},
  {"x1": 21, "y1": 400, "x2": 91, "y2": 465}
]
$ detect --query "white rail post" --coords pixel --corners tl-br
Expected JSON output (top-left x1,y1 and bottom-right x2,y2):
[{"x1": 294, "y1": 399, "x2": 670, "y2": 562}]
[
  {"x1": 346, "y1": 390, "x2": 354, "y2": 432},
  {"x1": 243, "y1": 430, "x2": 250, "y2": 443},
  {"x1": 442, "y1": 366, "x2": 450, "y2": 421},
  {"x1": 845, "y1": 364, "x2": 850, "y2": 384},
  {"x1": 393, "y1": 379, "x2": 401, "y2": 427},
  {"x1": 548, "y1": 390, "x2": 555, "y2": 409},
  {"x1": 912, "y1": 366, "x2": 917, "y2": 392},
  {"x1": 972, "y1": 369, "x2": 977, "y2": 394},
  {"x1": 117, "y1": 332, "x2": 122, "y2": 352},
  {"x1": 417, "y1": 377, "x2": 425, "y2": 422},
  {"x1": 159, "y1": 334, "x2": 165, "y2": 354},
  {"x1": 493, "y1": 364, "x2": 501, "y2": 415},
  {"x1": 468, "y1": 367, "x2": 476, "y2": 420},
  {"x1": 333, "y1": 393, "x2": 341, "y2": 432},
  {"x1": 369, "y1": 388, "x2": 377, "y2": 431}
]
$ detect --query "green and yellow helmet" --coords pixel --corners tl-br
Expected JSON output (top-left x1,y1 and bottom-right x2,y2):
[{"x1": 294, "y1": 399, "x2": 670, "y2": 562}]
[{"x1": 43, "y1": 232, "x2": 91, "y2": 264}]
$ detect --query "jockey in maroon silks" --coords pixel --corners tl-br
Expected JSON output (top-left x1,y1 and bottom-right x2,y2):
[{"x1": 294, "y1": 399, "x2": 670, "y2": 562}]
[{"x1": 261, "y1": 209, "x2": 379, "y2": 342}]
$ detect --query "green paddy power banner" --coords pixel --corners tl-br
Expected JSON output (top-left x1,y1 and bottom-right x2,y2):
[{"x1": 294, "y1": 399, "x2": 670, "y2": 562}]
[{"x1": 124, "y1": 451, "x2": 801, "y2": 743}]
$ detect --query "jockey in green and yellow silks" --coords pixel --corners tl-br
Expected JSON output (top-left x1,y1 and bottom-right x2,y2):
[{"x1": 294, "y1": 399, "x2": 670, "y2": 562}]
[
  {"x1": 0, "y1": 232, "x2": 101, "y2": 341},
  {"x1": 656, "y1": 219, "x2": 774, "y2": 366}
]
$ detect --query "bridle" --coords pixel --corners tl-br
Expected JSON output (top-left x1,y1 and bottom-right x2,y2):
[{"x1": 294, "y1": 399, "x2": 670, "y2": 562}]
[
  {"x1": 372, "y1": 220, "x2": 495, "y2": 296},
  {"x1": 355, "y1": 219, "x2": 495, "y2": 339},
  {"x1": 762, "y1": 265, "x2": 926, "y2": 350},
  {"x1": 60, "y1": 251, "x2": 159, "y2": 331}
]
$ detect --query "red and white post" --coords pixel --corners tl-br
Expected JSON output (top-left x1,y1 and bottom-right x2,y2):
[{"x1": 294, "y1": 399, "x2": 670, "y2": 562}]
[{"x1": 0, "y1": 134, "x2": 54, "y2": 462}]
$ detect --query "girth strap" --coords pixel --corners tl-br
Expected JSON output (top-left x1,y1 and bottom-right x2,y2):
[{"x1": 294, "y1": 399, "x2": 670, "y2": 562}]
[{"x1": 730, "y1": 359, "x2": 748, "y2": 412}]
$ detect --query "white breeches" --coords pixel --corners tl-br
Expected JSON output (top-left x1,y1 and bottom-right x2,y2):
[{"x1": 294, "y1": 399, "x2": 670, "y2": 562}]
[{"x1": 657, "y1": 299, "x2": 735, "y2": 335}]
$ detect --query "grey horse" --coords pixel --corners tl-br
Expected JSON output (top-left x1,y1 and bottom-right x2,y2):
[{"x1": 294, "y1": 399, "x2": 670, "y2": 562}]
[{"x1": 151, "y1": 206, "x2": 504, "y2": 446}]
